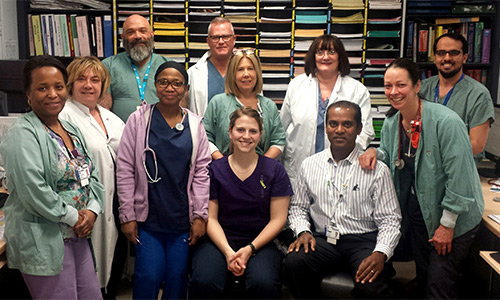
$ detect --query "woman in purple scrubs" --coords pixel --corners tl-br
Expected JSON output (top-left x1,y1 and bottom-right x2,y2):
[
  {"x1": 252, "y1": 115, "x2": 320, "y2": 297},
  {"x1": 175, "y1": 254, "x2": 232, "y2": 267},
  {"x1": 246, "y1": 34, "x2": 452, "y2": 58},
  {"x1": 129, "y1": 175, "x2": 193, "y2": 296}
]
[{"x1": 189, "y1": 107, "x2": 293, "y2": 299}]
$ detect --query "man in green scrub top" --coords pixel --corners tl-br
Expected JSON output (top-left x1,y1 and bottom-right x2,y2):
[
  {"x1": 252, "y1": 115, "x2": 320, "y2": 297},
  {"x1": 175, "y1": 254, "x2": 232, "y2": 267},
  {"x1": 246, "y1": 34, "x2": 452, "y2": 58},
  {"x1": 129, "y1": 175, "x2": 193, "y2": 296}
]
[
  {"x1": 101, "y1": 14, "x2": 169, "y2": 122},
  {"x1": 420, "y1": 32, "x2": 494, "y2": 157}
]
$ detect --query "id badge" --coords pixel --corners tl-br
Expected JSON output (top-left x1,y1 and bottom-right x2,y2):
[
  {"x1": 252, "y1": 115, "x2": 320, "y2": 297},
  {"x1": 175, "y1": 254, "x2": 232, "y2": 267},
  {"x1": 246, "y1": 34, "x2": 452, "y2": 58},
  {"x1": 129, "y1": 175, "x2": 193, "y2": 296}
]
[
  {"x1": 326, "y1": 224, "x2": 340, "y2": 245},
  {"x1": 76, "y1": 164, "x2": 90, "y2": 187}
]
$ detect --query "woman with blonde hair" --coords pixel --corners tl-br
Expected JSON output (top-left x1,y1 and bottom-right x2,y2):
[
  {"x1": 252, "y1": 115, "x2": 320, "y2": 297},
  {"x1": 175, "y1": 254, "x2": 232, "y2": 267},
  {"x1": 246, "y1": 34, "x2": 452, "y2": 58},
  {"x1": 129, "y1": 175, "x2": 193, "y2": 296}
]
[
  {"x1": 202, "y1": 49, "x2": 286, "y2": 160},
  {"x1": 59, "y1": 56, "x2": 126, "y2": 299}
]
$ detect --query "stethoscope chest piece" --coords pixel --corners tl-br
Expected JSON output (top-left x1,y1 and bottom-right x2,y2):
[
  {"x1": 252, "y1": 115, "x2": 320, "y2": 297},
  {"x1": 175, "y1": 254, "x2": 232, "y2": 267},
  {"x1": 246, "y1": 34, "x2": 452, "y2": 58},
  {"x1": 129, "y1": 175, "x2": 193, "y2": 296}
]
[
  {"x1": 395, "y1": 158, "x2": 405, "y2": 170},
  {"x1": 175, "y1": 122, "x2": 184, "y2": 131}
]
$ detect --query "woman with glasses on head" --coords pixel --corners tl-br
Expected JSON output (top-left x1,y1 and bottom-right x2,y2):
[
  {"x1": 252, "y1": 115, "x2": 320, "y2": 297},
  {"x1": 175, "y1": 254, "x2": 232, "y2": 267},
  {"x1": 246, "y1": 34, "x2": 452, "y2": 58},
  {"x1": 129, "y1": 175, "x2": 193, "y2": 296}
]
[
  {"x1": 59, "y1": 56, "x2": 126, "y2": 299},
  {"x1": 0, "y1": 55, "x2": 104, "y2": 299},
  {"x1": 190, "y1": 107, "x2": 292, "y2": 299},
  {"x1": 116, "y1": 61, "x2": 211, "y2": 299},
  {"x1": 359, "y1": 58, "x2": 483, "y2": 299},
  {"x1": 202, "y1": 48, "x2": 286, "y2": 160},
  {"x1": 280, "y1": 34, "x2": 375, "y2": 184}
]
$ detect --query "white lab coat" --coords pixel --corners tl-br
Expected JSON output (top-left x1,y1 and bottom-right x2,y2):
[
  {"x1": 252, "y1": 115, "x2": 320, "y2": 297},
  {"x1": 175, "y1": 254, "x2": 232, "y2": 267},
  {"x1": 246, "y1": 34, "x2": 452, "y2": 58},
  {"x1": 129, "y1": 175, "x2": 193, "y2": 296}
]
[
  {"x1": 280, "y1": 73, "x2": 374, "y2": 184},
  {"x1": 59, "y1": 99, "x2": 125, "y2": 288},
  {"x1": 187, "y1": 51, "x2": 211, "y2": 116}
]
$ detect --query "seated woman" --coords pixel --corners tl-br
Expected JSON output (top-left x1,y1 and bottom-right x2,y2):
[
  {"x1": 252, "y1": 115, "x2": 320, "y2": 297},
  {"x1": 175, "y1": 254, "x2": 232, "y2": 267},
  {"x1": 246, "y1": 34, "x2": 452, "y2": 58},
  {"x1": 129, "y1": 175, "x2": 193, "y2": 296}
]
[
  {"x1": 202, "y1": 49, "x2": 286, "y2": 160},
  {"x1": 116, "y1": 61, "x2": 211, "y2": 299},
  {"x1": 189, "y1": 107, "x2": 293, "y2": 299},
  {"x1": 359, "y1": 58, "x2": 484, "y2": 299},
  {"x1": 0, "y1": 55, "x2": 104, "y2": 299},
  {"x1": 59, "y1": 56, "x2": 126, "y2": 298},
  {"x1": 280, "y1": 34, "x2": 374, "y2": 184}
]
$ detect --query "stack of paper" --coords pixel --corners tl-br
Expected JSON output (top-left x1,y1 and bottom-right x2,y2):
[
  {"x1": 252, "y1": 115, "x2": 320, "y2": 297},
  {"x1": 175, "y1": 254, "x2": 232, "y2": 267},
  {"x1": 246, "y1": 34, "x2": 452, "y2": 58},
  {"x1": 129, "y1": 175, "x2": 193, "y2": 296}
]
[
  {"x1": 369, "y1": 0, "x2": 402, "y2": 10},
  {"x1": 332, "y1": 0, "x2": 364, "y2": 10},
  {"x1": 331, "y1": 12, "x2": 364, "y2": 24}
]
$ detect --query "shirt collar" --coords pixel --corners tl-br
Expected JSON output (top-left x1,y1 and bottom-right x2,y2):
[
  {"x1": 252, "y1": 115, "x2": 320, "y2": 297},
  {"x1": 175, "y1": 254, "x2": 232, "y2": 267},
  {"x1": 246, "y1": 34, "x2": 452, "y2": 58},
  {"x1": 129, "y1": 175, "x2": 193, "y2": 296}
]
[
  {"x1": 326, "y1": 144, "x2": 361, "y2": 165},
  {"x1": 70, "y1": 99, "x2": 91, "y2": 116}
]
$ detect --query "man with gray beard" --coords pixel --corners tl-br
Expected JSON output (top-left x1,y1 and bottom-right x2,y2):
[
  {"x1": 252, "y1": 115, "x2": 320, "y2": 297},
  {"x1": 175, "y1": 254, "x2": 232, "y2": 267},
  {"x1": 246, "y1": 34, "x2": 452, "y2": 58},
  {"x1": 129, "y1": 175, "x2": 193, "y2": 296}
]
[{"x1": 101, "y1": 14, "x2": 169, "y2": 122}]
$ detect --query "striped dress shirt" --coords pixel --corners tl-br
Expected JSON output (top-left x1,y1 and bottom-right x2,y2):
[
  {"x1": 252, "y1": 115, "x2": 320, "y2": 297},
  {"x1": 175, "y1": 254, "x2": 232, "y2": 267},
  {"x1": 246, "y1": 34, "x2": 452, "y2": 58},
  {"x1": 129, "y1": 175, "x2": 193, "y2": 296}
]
[{"x1": 288, "y1": 145, "x2": 402, "y2": 259}]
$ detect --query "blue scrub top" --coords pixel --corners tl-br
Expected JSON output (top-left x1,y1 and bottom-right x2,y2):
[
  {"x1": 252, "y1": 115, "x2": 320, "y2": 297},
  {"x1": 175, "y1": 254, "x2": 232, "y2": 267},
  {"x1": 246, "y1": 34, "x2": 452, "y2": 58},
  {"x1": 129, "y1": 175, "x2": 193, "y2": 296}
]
[
  {"x1": 207, "y1": 59, "x2": 225, "y2": 103},
  {"x1": 315, "y1": 85, "x2": 329, "y2": 153},
  {"x1": 142, "y1": 106, "x2": 192, "y2": 233}
]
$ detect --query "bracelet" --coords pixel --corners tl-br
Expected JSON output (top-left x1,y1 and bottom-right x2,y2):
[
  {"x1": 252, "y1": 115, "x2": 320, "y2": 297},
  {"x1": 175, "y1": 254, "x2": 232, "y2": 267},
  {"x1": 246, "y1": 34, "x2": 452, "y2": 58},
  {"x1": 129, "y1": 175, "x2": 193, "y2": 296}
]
[{"x1": 247, "y1": 242, "x2": 256, "y2": 256}]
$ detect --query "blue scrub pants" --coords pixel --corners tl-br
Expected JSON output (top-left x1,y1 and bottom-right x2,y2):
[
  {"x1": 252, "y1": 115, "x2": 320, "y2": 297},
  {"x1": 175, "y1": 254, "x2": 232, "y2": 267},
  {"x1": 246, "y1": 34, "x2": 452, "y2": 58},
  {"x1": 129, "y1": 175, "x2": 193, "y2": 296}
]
[
  {"x1": 189, "y1": 239, "x2": 282, "y2": 299},
  {"x1": 133, "y1": 227, "x2": 189, "y2": 300}
]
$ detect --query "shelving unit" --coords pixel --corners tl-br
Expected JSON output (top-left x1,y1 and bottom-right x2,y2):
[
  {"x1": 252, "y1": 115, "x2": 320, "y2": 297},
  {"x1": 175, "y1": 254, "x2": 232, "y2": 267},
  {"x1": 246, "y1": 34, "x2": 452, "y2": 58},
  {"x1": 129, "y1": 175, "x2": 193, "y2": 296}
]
[{"x1": 403, "y1": 0, "x2": 499, "y2": 102}]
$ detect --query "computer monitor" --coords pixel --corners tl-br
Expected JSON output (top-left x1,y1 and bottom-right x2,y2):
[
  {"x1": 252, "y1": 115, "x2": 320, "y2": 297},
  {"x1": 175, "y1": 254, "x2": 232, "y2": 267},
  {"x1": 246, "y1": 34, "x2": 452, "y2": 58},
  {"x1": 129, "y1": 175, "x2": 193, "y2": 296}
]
[{"x1": 479, "y1": 106, "x2": 500, "y2": 178}]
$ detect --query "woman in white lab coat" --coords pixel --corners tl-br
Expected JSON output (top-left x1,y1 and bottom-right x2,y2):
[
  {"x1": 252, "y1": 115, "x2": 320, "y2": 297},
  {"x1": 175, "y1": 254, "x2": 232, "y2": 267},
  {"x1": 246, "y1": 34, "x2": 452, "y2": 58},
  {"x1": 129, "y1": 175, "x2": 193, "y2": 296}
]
[
  {"x1": 59, "y1": 56, "x2": 126, "y2": 299},
  {"x1": 280, "y1": 34, "x2": 375, "y2": 185}
]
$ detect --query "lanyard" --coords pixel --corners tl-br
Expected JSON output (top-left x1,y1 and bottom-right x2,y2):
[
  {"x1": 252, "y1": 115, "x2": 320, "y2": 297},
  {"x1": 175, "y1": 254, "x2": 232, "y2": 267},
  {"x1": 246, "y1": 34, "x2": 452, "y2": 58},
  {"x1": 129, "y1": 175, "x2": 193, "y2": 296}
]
[
  {"x1": 129, "y1": 54, "x2": 153, "y2": 103},
  {"x1": 434, "y1": 73, "x2": 464, "y2": 106}
]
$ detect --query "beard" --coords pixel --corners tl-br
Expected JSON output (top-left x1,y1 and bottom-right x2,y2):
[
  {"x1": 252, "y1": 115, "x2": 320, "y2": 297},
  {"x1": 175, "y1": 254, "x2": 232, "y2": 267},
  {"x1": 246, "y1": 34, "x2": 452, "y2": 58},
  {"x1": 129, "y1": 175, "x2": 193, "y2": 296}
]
[
  {"x1": 438, "y1": 64, "x2": 461, "y2": 79},
  {"x1": 124, "y1": 37, "x2": 154, "y2": 62}
]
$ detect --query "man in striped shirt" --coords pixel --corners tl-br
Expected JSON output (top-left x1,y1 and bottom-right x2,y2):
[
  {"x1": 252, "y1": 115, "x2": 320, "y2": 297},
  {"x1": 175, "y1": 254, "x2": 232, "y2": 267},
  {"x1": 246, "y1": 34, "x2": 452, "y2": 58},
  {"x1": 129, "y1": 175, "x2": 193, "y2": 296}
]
[{"x1": 283, "y1": 101, "x2": 402, "y2": 299}]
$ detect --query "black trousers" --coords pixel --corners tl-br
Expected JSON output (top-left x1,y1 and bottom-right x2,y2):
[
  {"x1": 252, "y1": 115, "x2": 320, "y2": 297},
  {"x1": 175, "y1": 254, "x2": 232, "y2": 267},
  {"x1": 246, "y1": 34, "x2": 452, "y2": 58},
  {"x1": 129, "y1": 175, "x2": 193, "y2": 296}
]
[
  {"x1": 404, "y1": 193, "x2": 480, "y2": 299},
  {"x1": 282, "y1": 232, "x2": 391, "y2": 299}
]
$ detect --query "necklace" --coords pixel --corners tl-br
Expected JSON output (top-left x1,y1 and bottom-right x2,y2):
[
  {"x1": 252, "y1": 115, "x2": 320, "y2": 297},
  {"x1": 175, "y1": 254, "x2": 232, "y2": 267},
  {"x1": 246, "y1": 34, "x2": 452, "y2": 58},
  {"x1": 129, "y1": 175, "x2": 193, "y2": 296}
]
[{"x1": 229, "y1": 155, "x2": 258, "y2": 180}]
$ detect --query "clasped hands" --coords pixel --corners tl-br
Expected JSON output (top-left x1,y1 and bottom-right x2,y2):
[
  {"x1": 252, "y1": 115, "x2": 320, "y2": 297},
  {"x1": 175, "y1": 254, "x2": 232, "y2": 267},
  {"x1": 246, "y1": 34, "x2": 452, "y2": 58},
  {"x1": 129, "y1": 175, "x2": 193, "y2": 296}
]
[
  {"x1": 73, "y1": 209, "x2": 97, "y2": 238},
  {"x1": 226, "y1": 245, "x2": 253, "y2": 276}
]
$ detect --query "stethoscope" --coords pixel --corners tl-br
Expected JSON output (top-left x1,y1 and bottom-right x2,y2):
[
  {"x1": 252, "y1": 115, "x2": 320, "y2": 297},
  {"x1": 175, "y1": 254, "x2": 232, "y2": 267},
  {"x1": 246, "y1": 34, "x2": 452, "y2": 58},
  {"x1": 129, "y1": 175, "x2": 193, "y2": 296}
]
[
  {"x1": 395, "y1": 99, "x2": 421, "y2": 170},
  {"x1": 142, "y1": 104, "x2": 186, "y2": 183}
]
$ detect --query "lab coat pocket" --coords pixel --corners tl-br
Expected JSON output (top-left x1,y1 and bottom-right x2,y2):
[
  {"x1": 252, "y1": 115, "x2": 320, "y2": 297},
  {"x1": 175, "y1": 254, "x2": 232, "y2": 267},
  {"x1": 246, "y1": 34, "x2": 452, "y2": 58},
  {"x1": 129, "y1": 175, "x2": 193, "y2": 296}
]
[{"x1": 18, "y1": 220, "x2": 63, "y2": 267}]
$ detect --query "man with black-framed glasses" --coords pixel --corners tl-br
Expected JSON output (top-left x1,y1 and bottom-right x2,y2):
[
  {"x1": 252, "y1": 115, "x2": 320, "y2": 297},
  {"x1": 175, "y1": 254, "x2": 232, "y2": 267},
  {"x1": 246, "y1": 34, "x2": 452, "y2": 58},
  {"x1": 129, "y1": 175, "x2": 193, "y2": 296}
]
[
  {"x1": 188, "y1": 17, "x2": 236, "y2": 116},
  {"x1": 420, "y1": 32, "x2": 494, "y2": 159}
]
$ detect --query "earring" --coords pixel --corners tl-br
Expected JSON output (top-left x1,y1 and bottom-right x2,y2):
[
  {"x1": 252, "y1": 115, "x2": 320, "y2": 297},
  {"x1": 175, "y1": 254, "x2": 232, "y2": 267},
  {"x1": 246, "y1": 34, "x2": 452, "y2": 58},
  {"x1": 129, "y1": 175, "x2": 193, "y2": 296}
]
[{"x1": 27, "y1": 98, "x2": 31, "y2": 106}]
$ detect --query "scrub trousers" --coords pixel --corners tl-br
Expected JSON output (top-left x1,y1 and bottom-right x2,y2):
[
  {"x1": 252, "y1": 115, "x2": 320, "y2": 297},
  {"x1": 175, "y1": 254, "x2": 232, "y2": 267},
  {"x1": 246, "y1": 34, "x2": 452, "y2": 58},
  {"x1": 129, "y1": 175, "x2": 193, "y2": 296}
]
[{"x1": 133, "y1": 227, "x2": 190, "y2": 300}]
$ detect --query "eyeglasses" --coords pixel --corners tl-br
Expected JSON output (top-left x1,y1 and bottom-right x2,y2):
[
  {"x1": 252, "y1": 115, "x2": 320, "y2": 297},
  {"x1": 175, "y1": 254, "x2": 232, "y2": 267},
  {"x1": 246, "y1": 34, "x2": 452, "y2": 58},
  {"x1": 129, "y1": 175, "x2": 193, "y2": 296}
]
[
  {"x1": 156, "y1": 79, "x2": 185, "y2": 90},
  {"x1": 316, "y1": 49, "x2": 336, "y2": 56},
  {"x1": 435, "y1": 50, "x2": 462, "y2": 57},
  {"x1": 208, "y1": 34, "x2": 234, "y2": 42},
  {"x1": 233, "y1": 48, "x2": 255, "y2": 56}
]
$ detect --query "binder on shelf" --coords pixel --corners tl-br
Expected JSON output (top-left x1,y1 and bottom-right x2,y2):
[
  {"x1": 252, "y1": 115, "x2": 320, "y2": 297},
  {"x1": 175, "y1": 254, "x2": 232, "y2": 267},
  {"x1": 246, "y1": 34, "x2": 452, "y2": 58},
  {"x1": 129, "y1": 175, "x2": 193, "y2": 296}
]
[
  {"x1": 70, "y1": 14, "x2": 80, "y2": 57},
  {"x1": 103, "y1": 15, "x2": 113, "y2": 57},
  {"x1": 66, "y1": 14, "x2": 75, "y2": 57},
  {"x1": 89, "y1": 15, "x2": 97, "y2": 56},
  {"x1": 481, "y1": 28, "x2": 491, "y2": 64},
  {"x1": 47, "y1": 15, "x2": 55, "y2": 56},
  {"x1": 59, "y1": 14, "x2": 71, "y2": 57},
  {"x1": 407, "y1": 21, "x2": 414, "y2": 59},
  {"x1": 52, "y1": 14, "x2": 63, "y2": 57},
  {"x1": 32, "y1": 14, "x2": 44, "y2": 56},
  {"x1": 75, "y1": 15, "x2": 91, "y2": 56},
  {"x1": 417, "y1": 23, "x2": 429, "y2": 62},
  {"x1": 28, "y1": 14, "x2": 35, "y2": 56},
  {"x1": 95, "y1": 15, "x2": 104, "y2": 57},
  {"x1": 40, "y1": 14, "x2": 49, "y2": 55},
  {"x1": 473, "y1": 22, "x2": 483, "y2": 63},
  {"x1": 466, "y1": 22, "x2": 475, "y2": 63}
]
